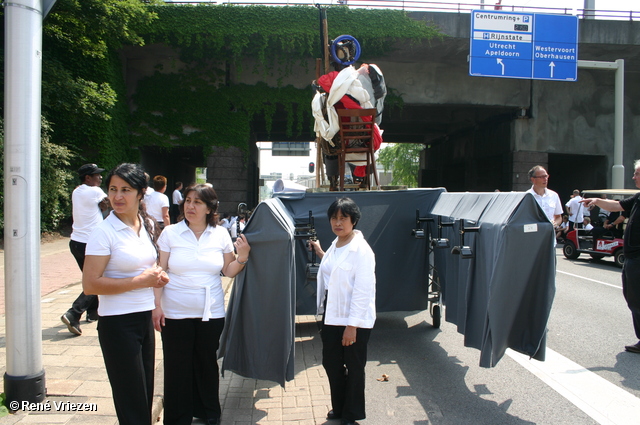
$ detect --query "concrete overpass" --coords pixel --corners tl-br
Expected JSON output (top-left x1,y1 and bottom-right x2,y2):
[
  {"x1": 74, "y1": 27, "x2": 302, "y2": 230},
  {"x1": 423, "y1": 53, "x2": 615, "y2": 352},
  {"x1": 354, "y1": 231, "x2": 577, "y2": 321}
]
[{"x1": 122, "y1": 9, "x2": 640, "y2": 211}]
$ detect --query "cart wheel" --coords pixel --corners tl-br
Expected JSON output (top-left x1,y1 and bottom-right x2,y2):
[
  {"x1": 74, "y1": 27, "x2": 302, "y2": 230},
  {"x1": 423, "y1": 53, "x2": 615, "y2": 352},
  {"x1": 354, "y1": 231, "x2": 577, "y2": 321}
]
[
  {"x1": 432, "y1": 304, "x2": 441, "y2": 329},
  {"x1": 589, "y1": 253, "x2": 605, "y2": 261},
  {"x1": 563, "y1": 241, "x2": 579, "y2": 259},
  {"x1": 615, "y1": 249, "x2": 625, "y2": 268}
]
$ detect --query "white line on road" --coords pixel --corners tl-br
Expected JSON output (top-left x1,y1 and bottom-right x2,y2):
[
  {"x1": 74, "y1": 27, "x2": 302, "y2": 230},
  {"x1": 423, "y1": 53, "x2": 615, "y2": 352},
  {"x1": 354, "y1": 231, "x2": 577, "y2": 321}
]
[
  {"x1": 557, "y1": 270, "x2": 621, "y2": 289},
  {"x1": 508, "y1": 347, "x2": 640, "y2": 425}
]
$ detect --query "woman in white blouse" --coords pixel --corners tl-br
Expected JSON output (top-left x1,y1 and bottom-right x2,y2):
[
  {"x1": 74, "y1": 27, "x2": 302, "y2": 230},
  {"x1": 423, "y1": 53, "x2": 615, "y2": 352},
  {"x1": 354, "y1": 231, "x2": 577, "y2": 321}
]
[
  {"x1": 152, "y1": 184, "x2": 251, "y2": 425},
  {"x1": 83, "y1": 163, "x2": 169, "y2": 425},
  {"x1": 308, "y1": 197, "x2": 376, "y2": 425}
]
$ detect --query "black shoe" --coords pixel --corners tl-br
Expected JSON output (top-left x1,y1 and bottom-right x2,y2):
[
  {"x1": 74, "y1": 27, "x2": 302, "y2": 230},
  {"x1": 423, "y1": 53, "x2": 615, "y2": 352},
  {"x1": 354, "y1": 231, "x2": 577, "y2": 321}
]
[
  {"x1": 341, "y1": 420, "x2": 358, "y2": 425},
  {"x1": 86, "y1": 311, "x2": 99, "y2": 323},
  {"x1": 327, "y1": 410, "x2": 341, "y2": 420},
  {"x1": 61, "y1": 312, "x2": 82, "y2": 336},
  {"x1": 206, "y1": 418, "x2": 220, "y2": 425},
  {"x1": 625, "y1": 341, "x2": 640, "y2": 353}
]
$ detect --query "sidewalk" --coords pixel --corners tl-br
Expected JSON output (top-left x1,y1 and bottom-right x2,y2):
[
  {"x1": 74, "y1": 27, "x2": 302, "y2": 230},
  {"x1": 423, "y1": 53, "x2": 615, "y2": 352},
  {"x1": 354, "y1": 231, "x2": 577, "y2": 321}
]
[{"x1": 0, "y1": 237, "x2": 333, "y2": 424}]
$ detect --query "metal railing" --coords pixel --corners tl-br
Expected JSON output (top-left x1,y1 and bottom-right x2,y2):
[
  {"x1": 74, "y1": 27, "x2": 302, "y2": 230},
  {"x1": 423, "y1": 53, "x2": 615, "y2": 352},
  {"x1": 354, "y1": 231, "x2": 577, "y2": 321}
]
[{"x1": 163, "y1": 0, "x2": 640, "y2": 21}]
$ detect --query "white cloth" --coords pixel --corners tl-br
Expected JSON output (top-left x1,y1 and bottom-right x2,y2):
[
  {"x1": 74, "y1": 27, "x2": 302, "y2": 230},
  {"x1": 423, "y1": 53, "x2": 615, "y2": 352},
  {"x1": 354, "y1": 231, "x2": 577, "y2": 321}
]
[
  {"x1": 146, "y1": 190, "x2": 169, "y2": 222},
  {"x1": 86, "y1": 211, "x2": 157, "y2": 316},
  {"x1": 584, "y1": 223, "x2": 594, "y2": 231},
  {"x1": 158, "y1": 221, "x2": 234, "y2": 320},
  {"x1": 527, "y1": 187, "x2": 563, "y2": 223},
  {"x1": 312, "y1": 66, "x2": 373, "y2": 142},
  {"x1": 172, "y1": 189, "x2": 183, "y2": 206},
  {"x1": 70, "y1": 184, "x2": 107, "y2": 243},
  {"x1": 316, "y1": 230, "x2": 376, "y2": 329},
  {"x1": 565, "y1": 196, "x2": 584, "y2": 223}
]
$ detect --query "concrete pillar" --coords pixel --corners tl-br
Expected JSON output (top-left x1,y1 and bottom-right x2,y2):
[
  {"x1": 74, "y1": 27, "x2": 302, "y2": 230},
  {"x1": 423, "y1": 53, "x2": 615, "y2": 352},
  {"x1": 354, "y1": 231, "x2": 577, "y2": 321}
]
[{"x1": 207, "y1": 146, "x2": 250, "y2": 215}]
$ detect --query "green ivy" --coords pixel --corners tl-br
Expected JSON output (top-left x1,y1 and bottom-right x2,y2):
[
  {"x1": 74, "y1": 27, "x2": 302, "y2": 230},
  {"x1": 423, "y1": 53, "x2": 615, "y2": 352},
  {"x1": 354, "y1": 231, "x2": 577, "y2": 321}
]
[
  {"x1": 142, "y1": 5, "x2": 441, "y2": 73},
  {"x1": 130, "y1": 72, "x2": 312, "y2": 154},
  {"x1": 129, "y1": 5, "x2": 438, "y2": 153}
]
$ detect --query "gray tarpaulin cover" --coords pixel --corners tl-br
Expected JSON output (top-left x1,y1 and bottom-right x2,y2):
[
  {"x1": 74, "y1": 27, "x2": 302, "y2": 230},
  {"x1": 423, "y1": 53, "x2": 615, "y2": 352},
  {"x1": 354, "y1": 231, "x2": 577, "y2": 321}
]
[
  {"x1": 219, "y1": 198, "x2": 297, "y2": 386},
  {"x1": 430, "y1": 192, "x2": 556, "y2": 367},
  {"x1": 219, "y1": 189, "x2": 444, "y2": 385},
  {"x1": 219, "y1": 189, "x2": 552, "y2": 384},
  {"x1": 277, "y1": 189, "x2": 445, "y2": 314}
]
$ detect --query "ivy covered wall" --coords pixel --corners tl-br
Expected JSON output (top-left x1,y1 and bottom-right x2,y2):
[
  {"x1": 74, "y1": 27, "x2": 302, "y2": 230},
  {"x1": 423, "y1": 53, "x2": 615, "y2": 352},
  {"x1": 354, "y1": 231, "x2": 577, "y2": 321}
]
[{"x1": 127, "y1": 5, "x2": 441, "y2": 157}]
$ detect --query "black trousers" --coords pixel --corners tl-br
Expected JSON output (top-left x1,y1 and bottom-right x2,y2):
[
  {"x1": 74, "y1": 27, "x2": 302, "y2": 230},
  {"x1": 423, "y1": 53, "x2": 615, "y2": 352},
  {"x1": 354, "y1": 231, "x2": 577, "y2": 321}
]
[
  {"x1": 568, "y1": 221, "x2": 583, "y2": 232},
  {"x1": 161, "y1": 317, "x2": 225, "y2": 425},
  {"x1": 321, "y1": 323, "x2": 372, "y2": 422},
  {"x1": 98, "y1": 311, "x2": 155, "y2": 425},
  {"x1": 622, "y1": 256, "x2": 640, "y2": 340},
  {"x1": 68, "y1": 240, "x2": 98, "y2": 319}
]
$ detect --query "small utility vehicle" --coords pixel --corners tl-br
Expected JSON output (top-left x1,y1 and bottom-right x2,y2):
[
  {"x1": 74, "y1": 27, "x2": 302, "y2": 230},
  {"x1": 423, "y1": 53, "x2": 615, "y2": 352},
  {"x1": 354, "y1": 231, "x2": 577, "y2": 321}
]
[{"x1": 562, "y1": 189, "x2": 638, "y2": 267}]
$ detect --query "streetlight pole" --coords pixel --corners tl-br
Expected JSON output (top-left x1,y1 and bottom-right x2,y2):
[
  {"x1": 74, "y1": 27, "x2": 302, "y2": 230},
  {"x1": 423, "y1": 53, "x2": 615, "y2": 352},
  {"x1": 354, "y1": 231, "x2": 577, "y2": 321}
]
[{"x1": 3, "y1": 0, "x2": 57, "y2": 405}]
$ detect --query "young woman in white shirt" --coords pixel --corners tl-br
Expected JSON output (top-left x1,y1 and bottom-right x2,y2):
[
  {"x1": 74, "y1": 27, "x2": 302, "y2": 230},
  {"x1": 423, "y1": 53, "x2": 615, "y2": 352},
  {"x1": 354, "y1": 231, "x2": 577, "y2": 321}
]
[
  {"x1": 82, "y1": 163, "x2": 169, "y2": 425},
  {"x1": 152, "y1": 184, "x2": 251, "y2": 425},
  {"x1": 308, "y1": 197, "x2": 376, "y2": 425}
]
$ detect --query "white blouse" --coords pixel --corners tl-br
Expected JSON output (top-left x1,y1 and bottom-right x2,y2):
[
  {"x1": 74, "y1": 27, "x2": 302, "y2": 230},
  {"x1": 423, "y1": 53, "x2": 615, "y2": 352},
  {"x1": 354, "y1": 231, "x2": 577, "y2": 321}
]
[
  {"x1": 86, "y1": 211, "x2": 157, "y2": 316},
  {"x1": 158, "y1": 221, "x2": 234, "y2": 320}
]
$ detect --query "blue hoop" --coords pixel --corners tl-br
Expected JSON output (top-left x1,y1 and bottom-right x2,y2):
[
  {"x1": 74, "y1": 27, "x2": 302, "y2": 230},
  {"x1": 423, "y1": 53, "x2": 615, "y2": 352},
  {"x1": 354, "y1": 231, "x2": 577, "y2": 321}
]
[{"x1": 330, "y1": 35, "x2": 361, "y2": 66}]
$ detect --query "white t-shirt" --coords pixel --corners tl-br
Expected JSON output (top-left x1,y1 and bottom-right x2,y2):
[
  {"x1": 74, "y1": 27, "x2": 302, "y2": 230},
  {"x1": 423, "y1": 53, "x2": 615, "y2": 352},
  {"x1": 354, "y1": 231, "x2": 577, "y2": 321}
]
[
  {"x1": 146, "y1": 190, "x2": 169, "y2": 222},
  {"x1": 172, "y1": 189, "x2": 183, "y2": 206},
  {"x1": 158, "y1": 221, "x2": 234, "y2": 320},
  {"x1": 566, "y1": 196, "x2": 584, "y2": 223},
  {"x1": 70, "y1": 184, "x2": 107, "y2": 243},
  {"x1": 86, "y1": 211, "x2": 157, "y2": 316}
]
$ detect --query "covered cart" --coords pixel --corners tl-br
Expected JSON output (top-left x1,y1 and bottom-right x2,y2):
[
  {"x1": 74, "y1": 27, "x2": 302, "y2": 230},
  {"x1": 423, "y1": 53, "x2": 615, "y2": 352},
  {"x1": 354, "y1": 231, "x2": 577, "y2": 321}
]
[{"x1": 219, "y1": 190, "x2": 556, "y2": 384}]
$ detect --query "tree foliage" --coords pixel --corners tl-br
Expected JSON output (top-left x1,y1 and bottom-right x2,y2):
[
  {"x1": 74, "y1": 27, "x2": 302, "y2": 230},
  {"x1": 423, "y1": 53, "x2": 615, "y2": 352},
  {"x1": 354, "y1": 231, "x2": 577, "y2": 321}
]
[
  {"x1": 39, "y1": 0, "x2": 161, "y2": 169},
  {"x1": 378, "y1": 143, "x2": 424, "y2": 188}
]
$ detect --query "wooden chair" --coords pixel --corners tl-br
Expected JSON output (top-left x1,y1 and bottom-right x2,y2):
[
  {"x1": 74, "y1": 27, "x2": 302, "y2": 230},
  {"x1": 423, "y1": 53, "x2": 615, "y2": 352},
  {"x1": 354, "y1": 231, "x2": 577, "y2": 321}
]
[{"x1": 336, "y1": 108, "x2": 379, "y2": 191}]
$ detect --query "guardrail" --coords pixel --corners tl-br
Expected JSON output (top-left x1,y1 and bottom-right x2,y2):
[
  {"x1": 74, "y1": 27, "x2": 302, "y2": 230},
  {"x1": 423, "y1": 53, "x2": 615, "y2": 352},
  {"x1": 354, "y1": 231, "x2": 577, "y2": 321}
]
[{"x1": 164, "y1": 0, "x2": 640, "y2": 21}]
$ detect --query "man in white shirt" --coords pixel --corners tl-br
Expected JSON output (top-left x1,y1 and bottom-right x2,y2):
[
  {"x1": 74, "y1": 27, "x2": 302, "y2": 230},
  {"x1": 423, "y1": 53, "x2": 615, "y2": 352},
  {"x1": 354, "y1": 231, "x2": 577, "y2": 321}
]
[
  {"x1": 171, "y1": 181, "x2": 183, "y2": 223},
  {"x1": 61, "y1": 163, "x2": 109, "y2": 336},
  {"x1": 146, "y1": 175, "x2": 170, "y2": 229},
  {"x1": 526, "y1": 165, "x2": 562, "y2": 228},
  {"x1": 565, "y1": 189, "x2": 584, "y2": 231}
]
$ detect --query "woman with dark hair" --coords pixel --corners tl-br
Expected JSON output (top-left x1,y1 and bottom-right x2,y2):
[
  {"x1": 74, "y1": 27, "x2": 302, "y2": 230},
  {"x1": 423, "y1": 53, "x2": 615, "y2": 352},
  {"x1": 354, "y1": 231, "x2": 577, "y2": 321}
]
[
  {"x1": 308, "y1": 197, "x2": 376, "y2": 425},
  {"x1": 152, "y1": 184, "x2": 251, "y2": 425},
  {"x1": 82, "y1": 163, "x2": 169, "y2": 425}
]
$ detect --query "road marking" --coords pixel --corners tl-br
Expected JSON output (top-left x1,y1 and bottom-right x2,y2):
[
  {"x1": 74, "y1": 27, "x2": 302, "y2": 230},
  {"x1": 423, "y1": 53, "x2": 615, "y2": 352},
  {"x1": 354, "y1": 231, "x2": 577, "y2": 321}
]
[
  {"x1": 557, "y1": 270, "x2": 621, "y2": 289},
  {"x1": 508, "y1": 347, "x2": 640, "y2": 425}
]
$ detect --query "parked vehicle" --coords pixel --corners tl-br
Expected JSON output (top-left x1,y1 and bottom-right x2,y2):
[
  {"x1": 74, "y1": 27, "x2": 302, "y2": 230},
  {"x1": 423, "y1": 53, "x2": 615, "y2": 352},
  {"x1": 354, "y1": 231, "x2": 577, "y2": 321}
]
[{"x1": 562, "y1": 189, "x2": 638, "y2": 267}]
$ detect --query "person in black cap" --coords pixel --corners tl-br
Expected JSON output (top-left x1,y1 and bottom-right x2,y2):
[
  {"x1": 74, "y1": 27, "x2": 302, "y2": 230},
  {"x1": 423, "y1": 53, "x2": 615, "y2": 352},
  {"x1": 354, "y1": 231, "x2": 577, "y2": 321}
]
[{"x1": 60, "y1": 163, "x2": 109, "y2": 335}]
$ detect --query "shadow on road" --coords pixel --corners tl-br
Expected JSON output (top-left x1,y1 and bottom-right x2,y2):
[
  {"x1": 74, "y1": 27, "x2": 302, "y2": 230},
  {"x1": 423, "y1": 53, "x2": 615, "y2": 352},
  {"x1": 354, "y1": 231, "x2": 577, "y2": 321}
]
[{"x1": 367, "y1": 311, "x2": 535, "y2": 425}]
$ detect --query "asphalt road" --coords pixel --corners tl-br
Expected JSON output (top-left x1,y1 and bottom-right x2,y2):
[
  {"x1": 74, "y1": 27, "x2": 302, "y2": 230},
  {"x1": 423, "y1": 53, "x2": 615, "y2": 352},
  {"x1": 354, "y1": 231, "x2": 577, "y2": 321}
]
[{"x1": 357, "y1": 245, "x2": 638, "y2": 425}]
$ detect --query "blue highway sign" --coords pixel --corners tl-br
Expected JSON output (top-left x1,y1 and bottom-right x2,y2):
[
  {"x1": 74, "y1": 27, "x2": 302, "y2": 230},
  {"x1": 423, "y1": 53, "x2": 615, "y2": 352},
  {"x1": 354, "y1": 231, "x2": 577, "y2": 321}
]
[{"x1": 469, "y1": 10, "x2": 578, "y2": 81}]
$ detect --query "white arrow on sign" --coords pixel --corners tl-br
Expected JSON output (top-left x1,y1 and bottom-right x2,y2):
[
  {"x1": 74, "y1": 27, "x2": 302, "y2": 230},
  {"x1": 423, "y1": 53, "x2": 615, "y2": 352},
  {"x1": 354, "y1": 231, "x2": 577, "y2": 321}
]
[
  {"x1": 549, "y1": 61, "x2": 555, "y2": 78},
  {"x1": 496, "y1": 58, "x2": 505, "y2": 75}
]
